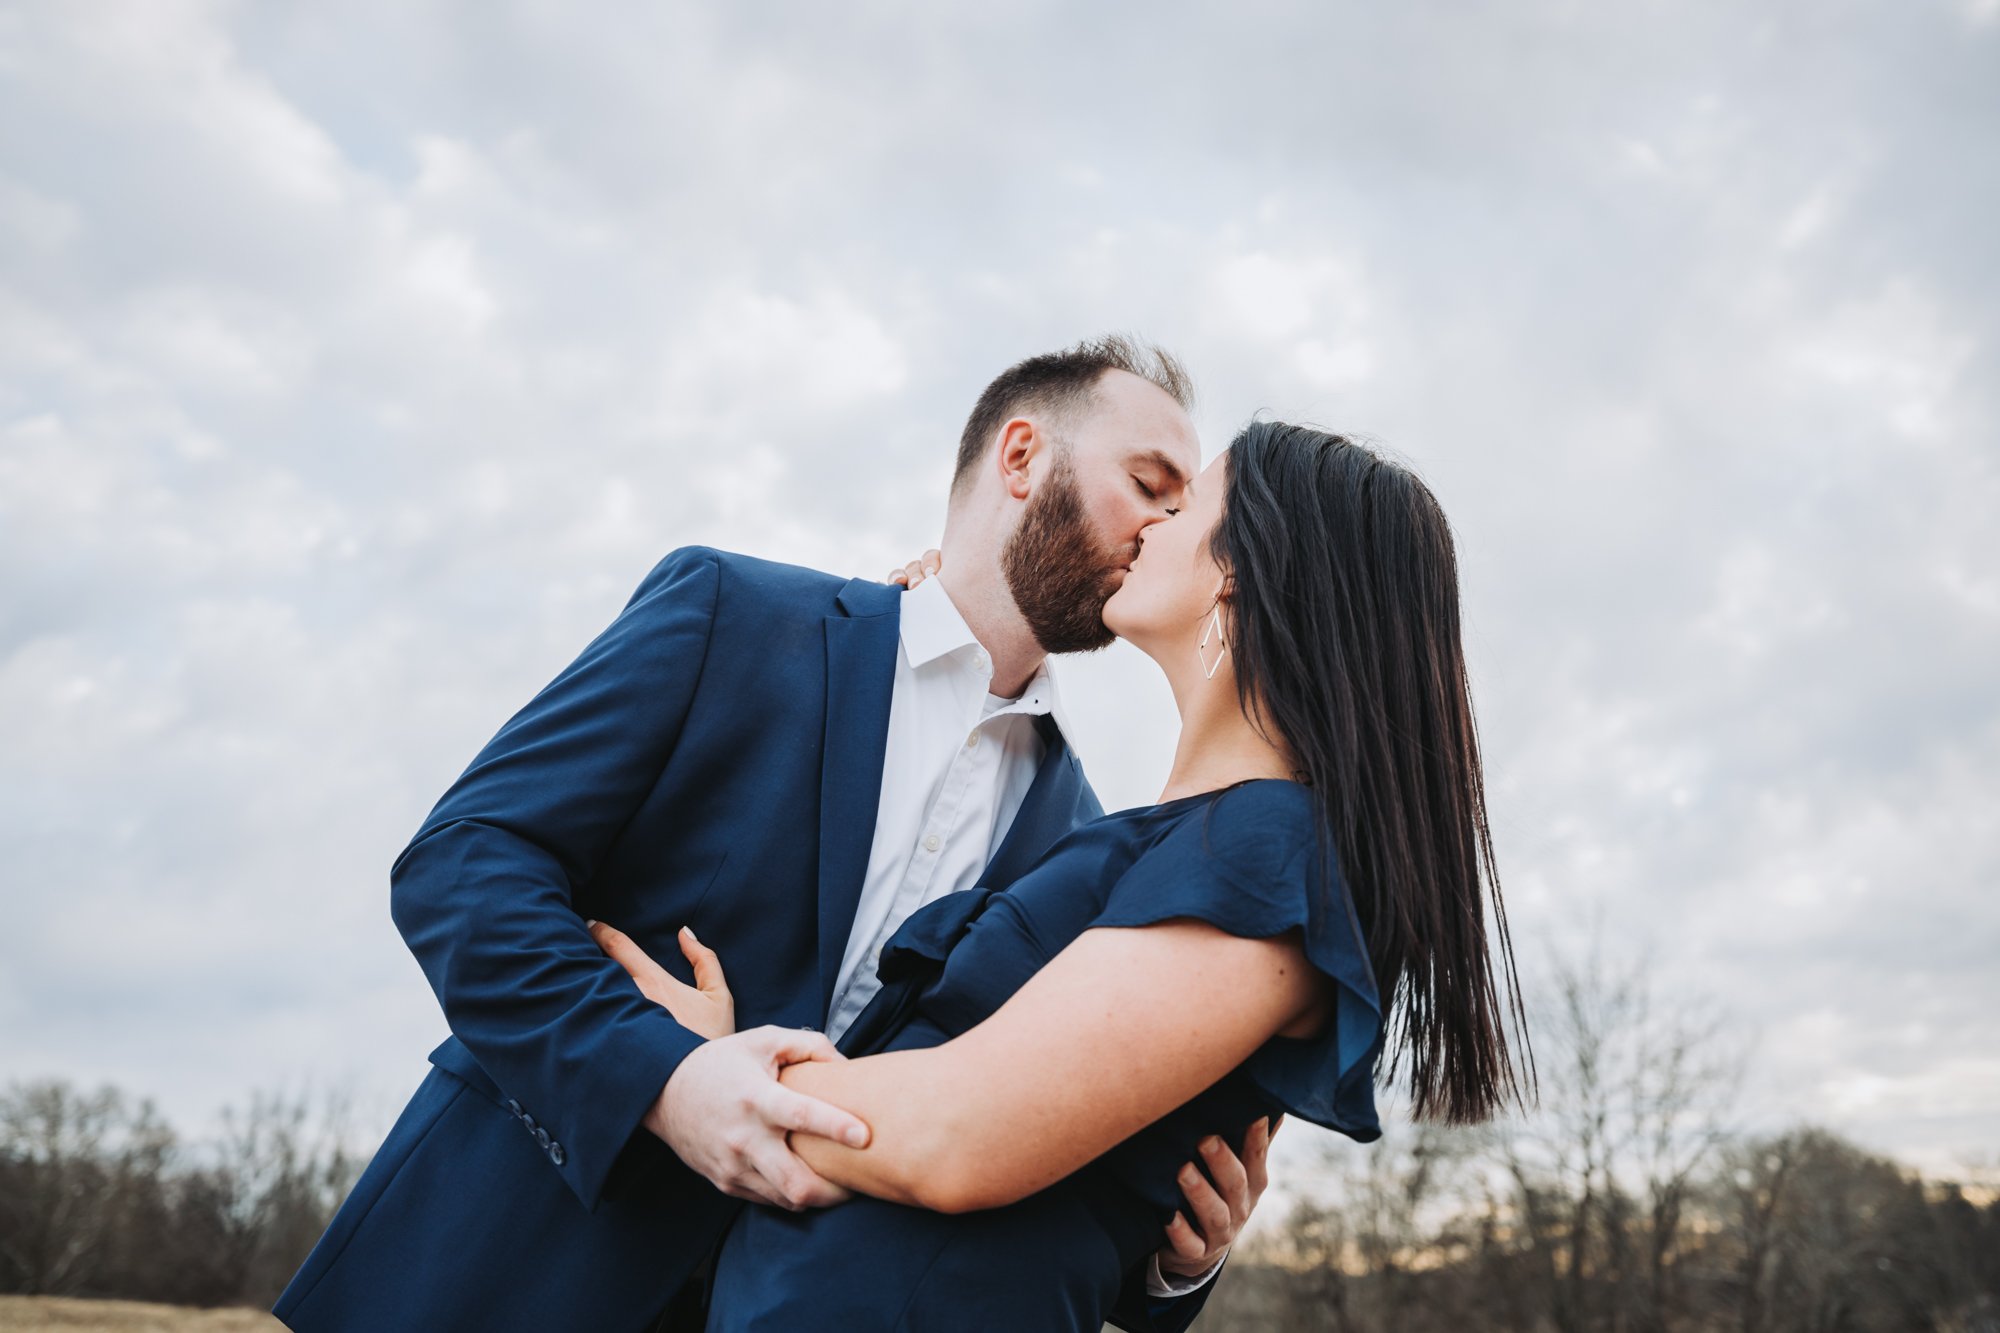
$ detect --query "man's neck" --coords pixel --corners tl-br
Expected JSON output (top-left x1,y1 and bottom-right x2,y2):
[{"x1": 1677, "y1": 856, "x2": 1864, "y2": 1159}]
[{"x1": 931, "y1": 561, "x2": 1047, "y2": 700}]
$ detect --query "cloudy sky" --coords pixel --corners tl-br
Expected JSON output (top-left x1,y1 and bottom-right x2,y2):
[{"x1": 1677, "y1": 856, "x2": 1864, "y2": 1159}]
[{"x1": 2, "y1": 0, "x2": 1995, "y2": 1196}]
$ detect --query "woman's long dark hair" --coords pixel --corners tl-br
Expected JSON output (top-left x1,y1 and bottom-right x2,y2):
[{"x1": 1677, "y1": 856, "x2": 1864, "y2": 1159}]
[{"x1": 1210, "y1": 421, "x2": 1531, "y2": 1123}]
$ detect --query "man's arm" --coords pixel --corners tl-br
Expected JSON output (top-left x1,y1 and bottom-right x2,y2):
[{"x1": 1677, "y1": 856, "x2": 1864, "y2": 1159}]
[{"x1": 390, "y1": 546, "x2": 862, "y2": 1210}]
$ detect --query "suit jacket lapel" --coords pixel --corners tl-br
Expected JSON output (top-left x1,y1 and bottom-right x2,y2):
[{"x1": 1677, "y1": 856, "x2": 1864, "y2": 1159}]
[
  {"x1": 978, "y1": 713, "x2": 1083, "y2": 891},
  {"x1": 817, "y1": 578, "x2": 902, "y2": 1018}
]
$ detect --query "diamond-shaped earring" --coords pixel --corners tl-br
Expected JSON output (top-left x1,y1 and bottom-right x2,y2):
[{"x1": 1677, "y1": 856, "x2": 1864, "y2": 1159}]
[{"x1": 1198, "y1": 607, "x2": 1227, "y2": 679}]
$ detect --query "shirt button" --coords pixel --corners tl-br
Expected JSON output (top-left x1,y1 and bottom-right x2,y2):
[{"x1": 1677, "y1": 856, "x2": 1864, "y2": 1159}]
[
  {"x1": 974, "y1": 652, "x2": 989, "y2": 673},
  {"x1": 965, "y1": 731, "x2": 979, "y2": 749},
  {"x1": 923, "y1": 833, "x2": 941, "y2": 852}
]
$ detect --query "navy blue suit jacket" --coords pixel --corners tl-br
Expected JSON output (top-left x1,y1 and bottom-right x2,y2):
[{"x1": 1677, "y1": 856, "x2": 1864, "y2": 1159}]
[{"x1": 276, "y1": 548, "x2": 1216, "y2": 1332}]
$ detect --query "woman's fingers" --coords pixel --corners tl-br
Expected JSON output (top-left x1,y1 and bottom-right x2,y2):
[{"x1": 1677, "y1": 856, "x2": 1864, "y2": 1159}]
[
  {"x1": 584, "y1": 912, "x2": 696, "y2": 1008},
  {"x1": 588, "y1": 920, "x2": 668, "y2": 988},
  {"x1": 678, "y1": 926, "x2": 731, "y2": 997},
  {"x1": 885, "y1": 549, "x2": 943, "y2": 589},
  {"x1": 591, "y1": 920, "x2": 715, "y2": 1019}
]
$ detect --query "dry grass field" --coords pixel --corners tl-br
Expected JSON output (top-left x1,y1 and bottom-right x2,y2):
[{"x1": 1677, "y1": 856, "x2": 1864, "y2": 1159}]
[{"x1": 0, "y1": 1298, "x2": 280, "y2": 1332}]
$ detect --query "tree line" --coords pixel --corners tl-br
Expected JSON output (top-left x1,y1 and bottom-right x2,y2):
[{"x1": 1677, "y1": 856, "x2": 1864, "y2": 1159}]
[
  {"x1": 1201, "y1": 953, "x2": 2000, "y2": 1332},
  {"x1": 0, "y1": 1081, "x2": 357, "y2": 1308}
]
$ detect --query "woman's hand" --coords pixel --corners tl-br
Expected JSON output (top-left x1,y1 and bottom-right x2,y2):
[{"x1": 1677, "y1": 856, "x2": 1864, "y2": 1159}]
[
  {"x1": 885, "y1": 548, "x2": 942, "y2": 588},
  {"x1": 588, "y1": 920, "x2": 736, "y2": 1040}
]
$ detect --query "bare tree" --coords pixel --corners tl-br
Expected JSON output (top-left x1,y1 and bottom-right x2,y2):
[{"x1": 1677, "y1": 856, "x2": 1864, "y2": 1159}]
[
  {"x1": 0, "y1": 1078, "x2": 362, "y2": 1306},
  {"x1": 205, "y1": 1087, "x2": 361, "y2": 1305},
  {"x1": 1706, "y1": 1128, "x2": 1976, "y2": 1333},
  {"x1": 0, "y1": 1081, "x2": 130, "y2": 1294},
  {"x1": 1488, "y1": 943, "x2": 1744, "y2": 1332}
]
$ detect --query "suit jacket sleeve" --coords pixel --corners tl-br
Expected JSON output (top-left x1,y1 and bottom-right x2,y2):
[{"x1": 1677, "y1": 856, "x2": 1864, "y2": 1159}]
[
  {"x1": 1108, "y1": 1255, "x2": 1224, "y2": 1333},
  {"x1": 389, "y1": 546, "x2": 722, "y2": 1210}
]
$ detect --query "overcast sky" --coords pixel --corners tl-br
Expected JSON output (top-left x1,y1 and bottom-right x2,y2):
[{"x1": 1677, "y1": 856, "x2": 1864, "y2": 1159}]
[{"x1": 3, "y1": 0, "x2": 1996, "y2": 1194}]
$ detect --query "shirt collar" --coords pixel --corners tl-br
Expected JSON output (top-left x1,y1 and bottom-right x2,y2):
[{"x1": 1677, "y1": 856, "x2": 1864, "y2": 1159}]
[
  {"x1": 900, "y1": 575, "x2": 1079, "y2": 744},
  {"x1": 898, "y1": 573, "x2": 981, "y2": 671},
  {"x1": 990, "y1": 656, "x2": 1076, "y2": 747}
]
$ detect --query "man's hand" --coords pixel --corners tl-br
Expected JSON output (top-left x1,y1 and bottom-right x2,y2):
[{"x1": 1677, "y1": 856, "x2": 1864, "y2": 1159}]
[
  {"x1": 886, "y1": 548, "x2": 942, "y2": 588},
  {"x1": 644, "y1": 1025, "x2": 873, "y2": 1211},
  {"x1": 1156, "y1": 1115, "x2": 1280, "y2": 1281}
]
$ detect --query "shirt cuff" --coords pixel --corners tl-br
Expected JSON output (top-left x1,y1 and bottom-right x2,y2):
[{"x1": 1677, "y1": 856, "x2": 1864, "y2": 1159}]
[{"x1": 1145, "y1": 1248, "x2": 1228, "y2": 1298}]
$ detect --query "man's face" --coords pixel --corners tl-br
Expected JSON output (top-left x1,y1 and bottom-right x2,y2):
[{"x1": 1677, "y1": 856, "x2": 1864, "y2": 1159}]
[{"x1": 1000, "y1": 370, "x2": 1201, "y2": 654}]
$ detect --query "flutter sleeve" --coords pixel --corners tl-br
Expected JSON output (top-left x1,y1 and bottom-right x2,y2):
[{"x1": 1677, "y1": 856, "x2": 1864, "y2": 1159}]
[
  {"x1": 1088, "y1": 782, "x2": 1385, "y2": 1142},
  {"x1": 832, "y1": 887, "x2": 997, "y2": 1057}
]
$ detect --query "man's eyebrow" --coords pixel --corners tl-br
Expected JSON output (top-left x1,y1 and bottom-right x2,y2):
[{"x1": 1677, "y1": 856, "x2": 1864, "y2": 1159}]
[{"x1": 1130, "y1": 449, "x2": 1192, "y2": 490}]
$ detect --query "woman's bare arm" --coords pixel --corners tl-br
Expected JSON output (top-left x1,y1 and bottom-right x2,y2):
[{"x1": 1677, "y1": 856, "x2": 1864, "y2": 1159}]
[{"x1": 780, "y1": 919, "x2": 1323, "y2": 1212}]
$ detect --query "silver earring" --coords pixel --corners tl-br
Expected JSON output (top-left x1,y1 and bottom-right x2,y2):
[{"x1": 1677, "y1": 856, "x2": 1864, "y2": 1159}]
[{"x1": 1198, "y1": 607, "x2": 1227, "y2": 679}]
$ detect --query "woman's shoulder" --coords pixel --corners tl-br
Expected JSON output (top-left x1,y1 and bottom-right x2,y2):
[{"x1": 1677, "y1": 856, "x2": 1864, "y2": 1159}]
[
  {"x1": 1097, "y1": 777, "x2": 1386, "y2": 1140},
  {"x1": 1157, "y1": 778, "x2": 1320, "y2": 888},
  {"x1": 1147, "y1": 780, "x2": 1389, "y2": 1140},
  {"x1": 1094, "y1": 778, "x2": 1323, "y2": 929},
  {"x1": 1189, "y1": 775, "x2": 1317, "y2": 840}
]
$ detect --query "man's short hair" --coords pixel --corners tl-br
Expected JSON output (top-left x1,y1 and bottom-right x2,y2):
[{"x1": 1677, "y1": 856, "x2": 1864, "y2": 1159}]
[{"x1": 951, "y1": 335, "x2": 1195, "y2": 498}]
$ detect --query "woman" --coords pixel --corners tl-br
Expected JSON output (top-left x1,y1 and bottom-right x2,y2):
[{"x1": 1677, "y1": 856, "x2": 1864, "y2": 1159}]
[{"x1": 594, "y1": 421, "x2": 1528, "y2": 1329}]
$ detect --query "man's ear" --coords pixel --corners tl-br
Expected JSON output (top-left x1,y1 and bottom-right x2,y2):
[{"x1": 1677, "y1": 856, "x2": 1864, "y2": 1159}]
[{"x1": 995, "y1": 418, "x2": 1038, "y2": 502}]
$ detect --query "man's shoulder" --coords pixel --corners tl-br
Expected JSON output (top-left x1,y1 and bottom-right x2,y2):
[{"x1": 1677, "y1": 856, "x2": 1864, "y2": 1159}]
[
  {"x1": 644, "y1": 545, "x2": 889, "y2": 616},
  {"x1": 682, "y1": 545, "x2": 845, "y2": 596}
]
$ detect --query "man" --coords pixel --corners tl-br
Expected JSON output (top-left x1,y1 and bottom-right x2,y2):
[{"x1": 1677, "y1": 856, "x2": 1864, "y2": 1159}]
[{"x1": 276, "y1": 336, "x2": 1266, "y2": 1331}]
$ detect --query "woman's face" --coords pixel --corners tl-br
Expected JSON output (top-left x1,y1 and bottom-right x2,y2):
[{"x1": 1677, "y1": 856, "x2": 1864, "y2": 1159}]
[{"x1": 1101, "y1": 448, "x2": 1232, "y2": 655}]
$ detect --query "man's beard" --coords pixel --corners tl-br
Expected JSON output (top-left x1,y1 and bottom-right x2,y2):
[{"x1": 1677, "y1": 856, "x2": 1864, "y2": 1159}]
[{"x1": 1000, "y1": 453, "x2": 1128, "y2": 655}]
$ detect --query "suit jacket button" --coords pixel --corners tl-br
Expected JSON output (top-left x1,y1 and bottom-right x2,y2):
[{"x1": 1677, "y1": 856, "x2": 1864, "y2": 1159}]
[
  {"x1": 506, "y1": 1099, "x2": 523, "y2": 1116},
  {"x1": 549, "y1": 1143, "x2": 566, "y2": 1166},
  {"x1": 533, "y1": 1127, "x2": 551, "y2": 1149}
]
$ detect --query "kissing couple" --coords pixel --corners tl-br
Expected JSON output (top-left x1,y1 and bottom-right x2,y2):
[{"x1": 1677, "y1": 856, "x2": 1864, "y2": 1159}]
[{"x1": 275, "y1": 336, "x2": 1527, "y2": 1331}]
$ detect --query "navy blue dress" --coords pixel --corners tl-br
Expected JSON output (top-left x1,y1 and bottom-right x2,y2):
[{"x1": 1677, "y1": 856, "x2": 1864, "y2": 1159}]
[{"x1": 705, "y1": 778, "x2": 1386, "y2": 1331}]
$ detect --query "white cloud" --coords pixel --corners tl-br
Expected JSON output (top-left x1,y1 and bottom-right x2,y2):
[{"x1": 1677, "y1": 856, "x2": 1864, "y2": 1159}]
[
  {"x1": 1784, "y1": 279, "x2": 1975, "y2": 441},
  {"x1": 0, "y1": 0, "x2": 1994, "y2": 1180},
  {"x1": 657, "y1": 287, "x2": 911, "y2": 420},
  {"x1": 393, "y1": 230, "x2": 501, "y2": 331},
  {"x1": 116, "y1": 284, "x2": 317, "y2": 397},
  {"x1": 0, "y1": 172, "x2": 80, "y2": 252}
]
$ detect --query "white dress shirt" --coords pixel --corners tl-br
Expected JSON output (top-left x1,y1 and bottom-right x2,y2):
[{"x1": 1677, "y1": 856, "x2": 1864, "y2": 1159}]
[
  {"x1": 825, "y1": 572, "x2": 1068, "y2": 1043},
  {"x1": 822, "y1": 573, "x2": 1223, "y2": 1299}
]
